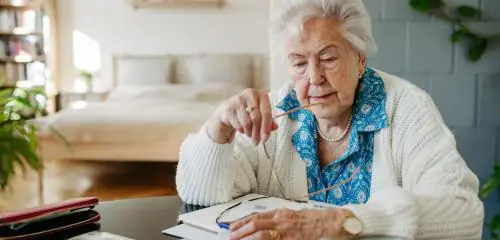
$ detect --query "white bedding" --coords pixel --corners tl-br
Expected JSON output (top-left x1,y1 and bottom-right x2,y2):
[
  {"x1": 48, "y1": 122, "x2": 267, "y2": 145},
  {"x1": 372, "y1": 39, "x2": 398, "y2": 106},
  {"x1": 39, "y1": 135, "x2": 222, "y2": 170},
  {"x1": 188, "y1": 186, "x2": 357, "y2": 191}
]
[
  {"x1": 35, "y1": 84, "x2": 241, "y2": 144},
  {"x1": 36, "y1": 99, "x2": 219, "y2": 143}
]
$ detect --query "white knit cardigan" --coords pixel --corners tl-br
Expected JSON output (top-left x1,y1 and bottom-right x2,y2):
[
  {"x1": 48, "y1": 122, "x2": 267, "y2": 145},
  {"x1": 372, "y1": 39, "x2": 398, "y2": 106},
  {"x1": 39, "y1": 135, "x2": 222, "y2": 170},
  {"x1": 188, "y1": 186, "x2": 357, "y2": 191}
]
[{"x1": 175, "y1": 70, "x2": 484, "y2": 239}]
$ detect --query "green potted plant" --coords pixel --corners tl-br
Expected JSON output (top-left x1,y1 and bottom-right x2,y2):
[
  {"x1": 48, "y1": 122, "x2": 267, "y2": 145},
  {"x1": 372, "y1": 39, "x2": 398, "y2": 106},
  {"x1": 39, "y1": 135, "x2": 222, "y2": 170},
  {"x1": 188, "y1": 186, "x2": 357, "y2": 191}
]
[
  {"x1": 0, "y1": 87, "x2": 43, "y2": 190},
  {"x1": 480, "y1": 165, "x2": 500, "y2": 239},
  {"x1": 78, "y1": 69, "x2": 95, "y2": 93},
  {"x1": 0, "y1": 80, "x2": 68, "y2": 191}
]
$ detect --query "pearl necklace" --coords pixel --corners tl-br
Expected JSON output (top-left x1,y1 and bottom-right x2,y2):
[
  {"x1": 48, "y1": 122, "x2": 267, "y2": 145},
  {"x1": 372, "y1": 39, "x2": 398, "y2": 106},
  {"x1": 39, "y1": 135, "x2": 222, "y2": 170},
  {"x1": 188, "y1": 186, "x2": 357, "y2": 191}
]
[{"x1": 316, "y1": 114, "x2": 353, "y2": 142}]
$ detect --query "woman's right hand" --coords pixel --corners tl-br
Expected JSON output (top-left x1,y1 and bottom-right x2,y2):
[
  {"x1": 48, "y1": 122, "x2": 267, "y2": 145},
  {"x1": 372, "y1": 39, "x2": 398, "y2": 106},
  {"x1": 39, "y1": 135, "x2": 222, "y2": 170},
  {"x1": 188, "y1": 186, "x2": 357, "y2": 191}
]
[{"x1": 207, "y1": 89, "x2": 278, "y2": 145}]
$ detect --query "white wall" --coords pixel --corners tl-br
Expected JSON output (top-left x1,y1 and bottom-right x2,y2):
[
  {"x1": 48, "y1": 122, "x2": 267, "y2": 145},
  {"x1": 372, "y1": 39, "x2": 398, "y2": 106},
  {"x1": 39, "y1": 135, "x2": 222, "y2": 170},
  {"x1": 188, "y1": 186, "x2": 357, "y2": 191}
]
[
  {"x1": 269, "y1": 0, "x2": 289, "y2": 91},
  {"x1": 56, "y1": 0, "x2": 270, "y2": 92}
]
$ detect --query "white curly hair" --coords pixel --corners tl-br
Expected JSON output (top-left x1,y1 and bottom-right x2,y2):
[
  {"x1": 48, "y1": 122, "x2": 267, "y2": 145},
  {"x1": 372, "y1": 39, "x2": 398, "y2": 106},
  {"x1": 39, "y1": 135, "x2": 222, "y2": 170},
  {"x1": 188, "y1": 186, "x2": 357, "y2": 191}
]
[{"x1": 272, "y1": 0, "x2": 377, "y2": 57}]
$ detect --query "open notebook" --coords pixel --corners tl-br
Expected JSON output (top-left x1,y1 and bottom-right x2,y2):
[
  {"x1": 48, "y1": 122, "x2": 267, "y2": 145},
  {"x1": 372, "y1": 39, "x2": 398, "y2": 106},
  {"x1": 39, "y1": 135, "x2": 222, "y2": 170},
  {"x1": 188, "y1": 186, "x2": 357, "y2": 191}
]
[{"x1": 162, "y1": 193, "x2": 338, "y2": 239}]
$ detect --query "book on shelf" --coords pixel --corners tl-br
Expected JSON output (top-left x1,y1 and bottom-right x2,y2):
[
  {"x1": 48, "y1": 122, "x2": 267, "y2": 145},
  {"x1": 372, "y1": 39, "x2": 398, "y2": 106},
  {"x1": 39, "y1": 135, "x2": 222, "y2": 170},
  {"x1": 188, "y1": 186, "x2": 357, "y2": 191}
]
[
  {"x1": 0, "y1": 8, "x2": 43, "y2": 33},
  {"x1": 0, "y1": 37, "x2": 43, "y2": 57},
  {"x1": 0, "y1": 63, "x2": 26, "y2": 84},
  {"x1": 0, "y1": 61, "x2": 45, "y2": 85},
  {"x1": 0, "y1": 40, "x2": 5, "y2": 56}
]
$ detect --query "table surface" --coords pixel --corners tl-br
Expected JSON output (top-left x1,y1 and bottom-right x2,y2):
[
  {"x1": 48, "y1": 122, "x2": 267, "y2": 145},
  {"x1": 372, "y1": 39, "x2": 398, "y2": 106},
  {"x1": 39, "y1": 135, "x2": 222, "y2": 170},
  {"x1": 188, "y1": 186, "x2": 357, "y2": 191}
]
[
  {"x1": 43, "y1": 196, "x2": 400, "y2": 240},
  {"x1": 44, "y1": 196, "x2": 186, "y2": 240},
  {"x1": 95, "y1": 196, "x2": 184, "y2": 240}
]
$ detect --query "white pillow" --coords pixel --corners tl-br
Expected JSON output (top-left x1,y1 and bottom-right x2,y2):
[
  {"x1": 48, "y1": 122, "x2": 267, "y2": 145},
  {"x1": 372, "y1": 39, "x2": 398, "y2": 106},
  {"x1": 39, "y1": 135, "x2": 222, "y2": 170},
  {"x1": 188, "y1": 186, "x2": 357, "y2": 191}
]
[
  {"x1": 106, "y1": 83, "x2": 245, "y2": 102},
  {"x1": 107, "y1": 85, "x2": 197, "y2": 102},
  {"x1": 175, "y1": 55, "x2": 254, "y2": 87},
  {"x1": 116, "y1": 57, "x2": 173, "y2": 86},
  {"x1": 192, "y1": 82, "x2": 246, "y2": 102}
]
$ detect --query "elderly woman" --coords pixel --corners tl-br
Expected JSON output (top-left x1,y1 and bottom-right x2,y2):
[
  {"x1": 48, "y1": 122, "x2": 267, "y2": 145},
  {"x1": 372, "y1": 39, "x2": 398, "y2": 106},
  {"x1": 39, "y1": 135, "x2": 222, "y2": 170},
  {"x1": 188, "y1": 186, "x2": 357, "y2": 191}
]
[{"x1": 175, "y1": 0, "x2": 484, "y2": 239}]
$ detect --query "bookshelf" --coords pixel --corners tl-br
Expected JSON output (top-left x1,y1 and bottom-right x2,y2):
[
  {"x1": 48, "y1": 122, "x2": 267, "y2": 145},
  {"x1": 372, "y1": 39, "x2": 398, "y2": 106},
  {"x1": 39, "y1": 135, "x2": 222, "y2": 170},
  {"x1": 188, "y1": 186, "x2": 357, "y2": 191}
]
[{"x1": 0, "y1": 0, "x2": 50, "y2": 89}]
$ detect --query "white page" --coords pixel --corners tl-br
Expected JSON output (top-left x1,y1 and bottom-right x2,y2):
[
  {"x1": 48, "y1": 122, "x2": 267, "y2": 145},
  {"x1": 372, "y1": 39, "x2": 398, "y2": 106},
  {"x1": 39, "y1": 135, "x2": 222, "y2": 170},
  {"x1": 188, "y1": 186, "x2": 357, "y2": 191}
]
[
  {"x1": 162, "y1": 224, "x2": 229, "y2": 240},
  {"x1": 177, "y1": 194, "x2": 315, "y2": 233}
]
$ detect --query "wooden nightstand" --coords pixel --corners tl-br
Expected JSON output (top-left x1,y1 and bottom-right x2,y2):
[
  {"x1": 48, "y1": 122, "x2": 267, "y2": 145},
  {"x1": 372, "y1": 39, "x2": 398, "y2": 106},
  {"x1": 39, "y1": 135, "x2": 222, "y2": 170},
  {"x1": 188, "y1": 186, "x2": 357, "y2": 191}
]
[{"x1": 56, "y1": 92, "x2": 108, "y2": 111}]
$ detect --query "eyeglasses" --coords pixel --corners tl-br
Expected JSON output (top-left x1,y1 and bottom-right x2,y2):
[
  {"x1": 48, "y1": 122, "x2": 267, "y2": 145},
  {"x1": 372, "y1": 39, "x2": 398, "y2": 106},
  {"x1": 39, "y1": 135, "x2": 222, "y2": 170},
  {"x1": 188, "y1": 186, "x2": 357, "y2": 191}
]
[{"x1": 215, "y1": 196, "x2": 271, "y2": 230}]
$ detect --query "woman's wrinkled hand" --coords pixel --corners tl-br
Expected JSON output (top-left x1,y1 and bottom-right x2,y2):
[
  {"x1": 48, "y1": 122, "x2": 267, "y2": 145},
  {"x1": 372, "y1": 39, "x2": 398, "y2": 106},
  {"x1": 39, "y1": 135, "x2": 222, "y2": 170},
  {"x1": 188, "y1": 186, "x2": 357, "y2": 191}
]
[
  {"x1": 228, "y1": 208, "x2": 353, "y2": 240},
  {"x1": 207, "y1": 88, "x2": 278, "y2": 145}
]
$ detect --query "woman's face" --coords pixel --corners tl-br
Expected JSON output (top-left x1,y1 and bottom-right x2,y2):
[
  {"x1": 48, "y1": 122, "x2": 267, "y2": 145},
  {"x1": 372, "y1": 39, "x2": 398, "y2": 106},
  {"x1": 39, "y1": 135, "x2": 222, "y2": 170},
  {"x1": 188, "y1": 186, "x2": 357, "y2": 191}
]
[{"x1": 284, "y1": 17, "x2": 366, "y2": 120}]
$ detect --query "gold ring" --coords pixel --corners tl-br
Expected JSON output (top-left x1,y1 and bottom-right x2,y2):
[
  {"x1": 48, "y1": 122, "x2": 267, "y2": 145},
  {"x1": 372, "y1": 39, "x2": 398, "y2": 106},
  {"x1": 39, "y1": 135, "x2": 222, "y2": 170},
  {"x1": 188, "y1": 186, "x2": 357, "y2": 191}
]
[{"x1": 269, "y1": 229, "x2": 280, "y2": 240}]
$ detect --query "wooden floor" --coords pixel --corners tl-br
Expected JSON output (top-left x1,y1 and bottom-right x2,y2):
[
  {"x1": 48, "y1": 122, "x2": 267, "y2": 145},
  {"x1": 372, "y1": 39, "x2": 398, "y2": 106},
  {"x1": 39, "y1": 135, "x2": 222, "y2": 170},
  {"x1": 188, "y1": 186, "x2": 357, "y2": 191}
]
[{"x1": 0, "y1": 160, "x2": 178, "y2": 212}]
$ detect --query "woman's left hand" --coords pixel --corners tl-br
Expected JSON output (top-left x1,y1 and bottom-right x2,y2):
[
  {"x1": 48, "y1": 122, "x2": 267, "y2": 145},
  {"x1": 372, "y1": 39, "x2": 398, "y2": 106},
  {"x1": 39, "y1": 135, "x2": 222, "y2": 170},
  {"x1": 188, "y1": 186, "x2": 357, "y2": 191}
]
[{"x1": 229, "y1": 208, "x2": 354, "y2": 240}]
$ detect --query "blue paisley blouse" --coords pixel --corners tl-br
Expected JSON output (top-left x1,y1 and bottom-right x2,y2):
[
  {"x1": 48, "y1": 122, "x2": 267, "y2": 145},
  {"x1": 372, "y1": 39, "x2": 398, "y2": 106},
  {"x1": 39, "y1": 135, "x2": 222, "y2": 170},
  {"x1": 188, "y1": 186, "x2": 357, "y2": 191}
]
[{"x1": 276, "y1": 67, "x2": 389, "y2": 206}]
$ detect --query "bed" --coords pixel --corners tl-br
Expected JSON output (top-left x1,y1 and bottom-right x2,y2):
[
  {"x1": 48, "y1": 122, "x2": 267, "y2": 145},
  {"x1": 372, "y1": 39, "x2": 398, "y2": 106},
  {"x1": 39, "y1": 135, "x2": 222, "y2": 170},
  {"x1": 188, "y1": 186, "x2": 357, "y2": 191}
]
[{"x1": 35, "y1": 53, "x2": 265, "y2": 163}]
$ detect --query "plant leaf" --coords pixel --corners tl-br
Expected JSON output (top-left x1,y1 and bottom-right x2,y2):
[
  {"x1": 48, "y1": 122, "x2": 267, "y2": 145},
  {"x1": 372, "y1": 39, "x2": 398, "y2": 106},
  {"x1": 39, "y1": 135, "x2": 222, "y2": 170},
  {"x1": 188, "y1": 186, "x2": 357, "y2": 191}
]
[
  {"x1": 0, "y1": 89, "x2": 13, "y2": 99},
  {"x1": 492, "y1": 215, "x2": 500, "y2": 230},
  {"x1": 428, "y1": 0, "x2": 445, "y2": 8},
  {"x1": 458, "y1": 5, "x2": 480, "y2": 18},
  {"x1": 451, "y1": 29, "x2": 466, "y2": 43},
  {"x1": 12, "y1": 96, "x2": 31, "y2": 107},
  {"x1": 1, "y1": 155, "x2": 14, "y2": 181},
  {"x1": 0, "y1": 98, "x2": 10, "y2": 106},
  {"x1": 410, "y1": 0, "x2": 430, "y2": 12},
  {"x1": 468, "y1": 39, "x2": 488, "y2": 62},
  {"x1": 27, "y1": 86, "x2": 47, "y2": 96},
  {"x1": 26, "y1": 124, "x2": 40, "y2": 155},
  {"x1": 11, "y1": 138, "x2": 42, "y2": 170},
  {"x1": 0, "y1": 149, "x2": 16, "y2": 190},
  {"x1": 480, "y1": 176, "x2": 500, "y2": 199},
  {"x1": 494, "y1": 165, "x2": 500, "y2": 177},
  {"x1": 0, "y1": 158, "x2": 8, "y2": 190},
  {"x1": 15, "y1": 152, "x2": 28, "y2": 176},
  {"x1": 4, "y1": 121, "x2": 43, "y2": 172},
  {"x1": 493, "y1": 231, "x2": 499, "y2": 240},
  {"x1": 410, "y1": 0, "x2": 444, "y2": 13}
]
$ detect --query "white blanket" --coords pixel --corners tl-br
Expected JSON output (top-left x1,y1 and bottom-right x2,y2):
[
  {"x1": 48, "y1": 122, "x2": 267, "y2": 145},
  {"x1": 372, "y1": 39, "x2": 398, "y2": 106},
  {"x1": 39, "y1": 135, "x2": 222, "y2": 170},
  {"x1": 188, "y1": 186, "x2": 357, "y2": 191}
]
[{"x1": 36, "y1": 98, "x2": 220, "y2": 144}]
